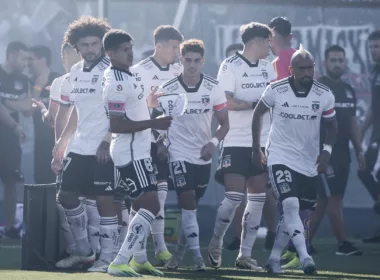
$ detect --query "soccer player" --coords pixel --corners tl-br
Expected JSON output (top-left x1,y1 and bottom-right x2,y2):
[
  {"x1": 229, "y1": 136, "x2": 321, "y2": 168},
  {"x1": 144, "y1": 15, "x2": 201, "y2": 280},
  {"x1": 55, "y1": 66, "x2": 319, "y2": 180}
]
[
  {"x1": 53, "y1": 16, "x2": 118, "y2": 271},
  {"x1": 0, "y1": 41, "x2": 31, "y2": 239},
  {"x1": 225, "y1": 43, "x2": 243, "y2": 58},
  {"x1": 33, "y1": 43, "x2": 81, "y2": 126},
  {"x1": 209, "y1": 22, "x2": 276, "y2": 270},
  {"x1": 32, "y1": 42, "x2": 81, "y2": 258},
  {"x1": 308, "y1": 45, "x2": 364, "y2": 256},
  {"x1": 268, "y1": 16, "x2": 304, "y2": 268},
  {"x1": 131, "y1": 25, "x2": 183, "y2": 267},
  {"x1": 269, "y1": 17, "x2": 296, "y2": 80},
  {"x1": 252, "y1": 45, "x2": 338, "y2": 275},
  {"x1": 102, "y1": 29, "x2": 172, "y2": 277},
  {"x1": 160, "y1": 39, "x2": 229, "y2": 271},
  {"x1": 359, "y1": 30, "x2": 380, "y2": 243}
]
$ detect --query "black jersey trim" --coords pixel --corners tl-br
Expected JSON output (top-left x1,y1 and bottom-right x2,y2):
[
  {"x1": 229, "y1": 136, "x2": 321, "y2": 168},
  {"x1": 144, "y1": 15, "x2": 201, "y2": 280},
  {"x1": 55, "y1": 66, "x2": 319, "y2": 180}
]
[
  {"x1": 226, "y1": 54, "x2": 239, "y2": 63},
  {"x1": 162, "y1": 76, "x2": 179, "y2": 88},
  {"x1": 236, "y1": 52, "x2": 259, "y2": 68},
  {"x1": 313, "y1": 80, "x2": 330, "y2": 92},
  {"x1": 288, "y1": 76, "x2": 313, "y2": 98},
  {"x1": 271, "y1": 79, "x2": 289, "y2": 89},
  {"x1": 203, "y1": 74, "x2": 218, "y2": 85},
  {"x1": 82, "y1": 55, "x2": 105, "y2": 72},
  {"x1": 149, "y1": 56, "x2": 170, "y2": 71},
  {"x1": 178, "y1": 73, "x2": 203, "y2": 93}
]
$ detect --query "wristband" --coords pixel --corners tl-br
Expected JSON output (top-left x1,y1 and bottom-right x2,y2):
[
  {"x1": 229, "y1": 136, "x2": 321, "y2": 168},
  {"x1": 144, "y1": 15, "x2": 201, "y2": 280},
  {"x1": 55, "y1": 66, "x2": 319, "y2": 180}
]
[
  {"x1": 103, "y1": 132, "x2": 112, "y2": 143},
  {"x1": 41, "y1": 108, "x2": 48, "y2": 114},
  {"x1": 210, "y1": 137, "x2": 220, "y2": 147},
  {"x1": 322, "y1": 144, "x2": 332, "y2": 155}
]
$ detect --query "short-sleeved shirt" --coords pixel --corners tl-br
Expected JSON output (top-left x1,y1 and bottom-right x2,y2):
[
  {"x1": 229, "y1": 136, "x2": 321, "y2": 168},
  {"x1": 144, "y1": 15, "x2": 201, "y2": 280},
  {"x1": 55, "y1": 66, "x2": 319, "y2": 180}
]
[
  {"x1": 272, "y1": 48, "x2": 297, "y2": 80},
  {"x1": 50, "y1": 74, "x2": 69, "y2": 103},
  {"x1": 131, "y1": 56, "x2": 182, "y2": 143},
  {"x1": 318, "y1": 76, "x2": 356, "y2": 166},
  {"x1": 60, "y1": 56, "x2": 110, "y2": 156},
  {"x1": 161, "y1": 74, "x2": 227, "y2": 165},
  {"x1": 103, "y1": 66, "x2": 151, "y2": 166},
  {"x1": 217, "y1": 52, "x2": 277, "y2": 147},
  {"x1": 261, "y1": 76, "x2": 336, "y2": 177}
]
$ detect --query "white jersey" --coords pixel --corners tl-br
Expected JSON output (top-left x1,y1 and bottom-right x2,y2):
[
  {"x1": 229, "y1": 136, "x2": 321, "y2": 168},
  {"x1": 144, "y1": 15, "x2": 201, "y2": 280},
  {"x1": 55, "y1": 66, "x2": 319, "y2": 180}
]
[
  {"x1": 50, "y1": 73, "x2": 68, "y2": 102},
  {"x1": 60, "y1": 56, "x2": 110, "y2": 156},
  {"x1": 103, "y1": 66, "x2": 151, "y2": 166},
  {"x1": 217, "y1": 52, "x2": 277, "y2": 147},
  {"x1": 131, "y1": 57, "x2": 182, "y2": 142},
  {"x1": 262, "y1": 77, "x2": 336, "y2": 177},
  {"x1": 161, "y1": 74, "x2": 227, "y2": 165}
]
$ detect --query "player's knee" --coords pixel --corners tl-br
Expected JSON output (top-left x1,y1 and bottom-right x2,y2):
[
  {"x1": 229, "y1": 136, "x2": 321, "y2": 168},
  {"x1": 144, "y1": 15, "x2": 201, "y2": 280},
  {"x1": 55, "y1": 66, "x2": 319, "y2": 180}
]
[
  {"x1": 224, "y1": 191, "x2": 245, "y2": 208},
  {"x1": 58, "y1": 191, "x2": 78, "y2": 209},
  {"x1": 139, "y1": 191, "x2": 160, "y2": 216},
  {"x1": 282, "y1": 197, "x2": 299, "y2": 213},
  {"x1": 179, "y1": 190, "x2": 197, "y2": 210}
]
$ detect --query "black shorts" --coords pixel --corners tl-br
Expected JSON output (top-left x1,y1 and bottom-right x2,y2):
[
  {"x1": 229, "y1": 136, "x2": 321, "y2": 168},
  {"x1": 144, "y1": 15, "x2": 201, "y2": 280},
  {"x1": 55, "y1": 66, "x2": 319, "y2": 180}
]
[
  {"x1": 59, "y1": 152, "x2": 115, "y2": 196},
  {"x1": 268, "y1": 164, "x2": 319, "y2": 210},
  {"x1": 169, "y1": 160, "x2": 211, "y2": 199},
  {"x1": 215, "y1": 146, "x2": 266, "y2": 185},
  {"x1": 150, "y1": 142, "x2": 169, "y2": 181},
  {"x1": 115, "y1": 158, "x2": 158, "y2": 200},
  {"x1": 0, "y1": 138, "x2": 23, "y2": 184},
  {"x1": 318, "y1": 165, "x2": 350, "y2": 198}
]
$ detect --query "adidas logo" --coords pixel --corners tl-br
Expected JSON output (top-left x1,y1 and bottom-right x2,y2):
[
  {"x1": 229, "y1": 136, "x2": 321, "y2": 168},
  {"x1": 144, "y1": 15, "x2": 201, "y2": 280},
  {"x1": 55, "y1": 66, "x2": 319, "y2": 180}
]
[
  {"x1": 105, "y1": 185, "x2": 113, "y2": 191},
  {"x1": 242, "y1": 72, "x2": 248, "y2": 77},
  {"x1": 152, "y1": 75, "x2": 159, "y2": 80},
  {"x1": 282, "y1": 102, "x2": 289, "y2": 107},
  {"x1": 187, "y1": 232, "x2": 198, "y2": 238}
]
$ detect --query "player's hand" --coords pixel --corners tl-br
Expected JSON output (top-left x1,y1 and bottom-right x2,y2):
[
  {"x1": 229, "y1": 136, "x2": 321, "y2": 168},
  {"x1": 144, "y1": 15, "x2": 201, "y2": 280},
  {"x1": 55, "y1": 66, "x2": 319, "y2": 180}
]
[
  {"x1": 96, "y1": 140, "x2": 111, "y2": 164},
  {"x1": 32, "y1": 98, "x2": 46, "y2": 111},
  {"x1": 316, "y1": 150, "x2": 330, "y2": 173},
  {"x1": 200, "y1": 142, "x2": 215, "y2": 161},
  {"x1": 147, "y1": 86, "x2": 165, "y2": 108},
  {"x1": 12, "y1": 124, "x2": 26, "y2": 142},
  {"x1": 151, "y1": 116, "x2": 173, "y2": 130},
  {"x1": 357, "y1": 151, "x2": 366, "y2": 171},
  {"x1": 53, "y1": 138, "x2": 68, "y2": 163},
  {"x1": 51, "y1": 157, "x2": 63, "y2": 175},
  {"x1": 157, "y1": 141, "x2": 168, "y2": 161},
  {"x1": 252, "y1": 147, "x2": 266, "y2": 170}
]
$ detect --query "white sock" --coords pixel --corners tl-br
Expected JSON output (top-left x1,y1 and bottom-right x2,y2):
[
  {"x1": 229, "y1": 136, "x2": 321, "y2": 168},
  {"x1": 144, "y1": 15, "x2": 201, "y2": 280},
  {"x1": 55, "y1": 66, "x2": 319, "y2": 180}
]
[
  {"x1": 211, "y1": 192, "x2": 244, "y2": 246},
  {"x1": 269, "y1": 215, "x2": 291, "y2": 260},
  {"x1": 99, "y1": 216, "x2": 118, "y2": 262},
  {"x1": 176, "y1": 224, "x2": 188, "y2": 260},
  {"x1": 113, "y1": 225, "x2": 121, "y2": 259},
  {"x1": 181, "y1": 209, "x2": 201, "y2": 260},
  {"x1": 151, "y1": 182, "x2": 168, "y2": 255},
  {"x1": 86, "y1": 199, "x2": 100, "y2": 254},
  {"x1": 129, "y1": 209, "x2": 148, "y2": 263},
  {"x1": 113, "y1": 208, "x2": 155, "y2": 265},
  {"x1": 115, "y1": 201, "x2": 129, "y2": 256},
  {"x1": 282, "y1": 197, "x2": 311, "y2": 262},
  {"x1": 238, "y1": 193, "x2": 266, "y2": 258},
  {"x1": 64, "y1": 204, "x2": 92, "y2": 256},
  {"x1": 57, "y1": 200, "x2": 76, "y2": 254}
]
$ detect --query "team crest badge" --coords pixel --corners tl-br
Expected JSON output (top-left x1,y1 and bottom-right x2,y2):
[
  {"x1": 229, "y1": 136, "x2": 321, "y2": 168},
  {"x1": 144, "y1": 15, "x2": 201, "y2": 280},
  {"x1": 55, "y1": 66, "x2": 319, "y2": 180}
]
[
  {"x1": 345, "y1": 89, "x2": 353, "y2": 99},
  {"x1": 91, "y1": 75, "x2": 99, "y2": 85},
  {"x1": 201, "y1": 96, "x2": 210, "y2": 106},
  {"x1": 262, "y1": 71, "x2": 268, "y2": 79},
  {"x1": 311, "y1": 102, "x2": 320, "y2": 112}
]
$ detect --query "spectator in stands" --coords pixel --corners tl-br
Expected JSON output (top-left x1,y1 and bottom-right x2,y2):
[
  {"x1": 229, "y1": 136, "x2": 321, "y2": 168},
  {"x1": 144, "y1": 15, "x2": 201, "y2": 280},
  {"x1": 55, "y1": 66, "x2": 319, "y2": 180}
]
[
  {"x1": 28, "y1": 45, "x2": 60, "y2": 184},
  {"x1": 0, "y1": 41, "x2": 31, "y2": 238},
  {"x1": 359, "y1": 30, "x2": 380, "y2": 243}
]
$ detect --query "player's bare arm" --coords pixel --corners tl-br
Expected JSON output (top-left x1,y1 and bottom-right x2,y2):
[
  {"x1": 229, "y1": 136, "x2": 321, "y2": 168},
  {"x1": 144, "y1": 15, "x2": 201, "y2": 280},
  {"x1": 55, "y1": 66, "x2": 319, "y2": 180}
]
[
  {"x1": 200, "y1": 108, "x2": 229, "y2": 161},
  {"x1": 349, "y1": 115, "x2": 366, "y2": 170},
  {"x1": 55, "y1": 103, "x2": 72, "y2": 141},
  {"x1": 251, "y1": 100, "x2": 269, "y2": 168},
  {"x1": 54, "y1": 107, "x2": 78, "y2": 161},
  {"x1": 225, "y1": 91, "x2": 255, "y2": 111},
  {"x1": 317, "y1": 115, "x2": 338, "y2": 173},
  {"x1": 361, "y1": 106, "x2": 372, "y2": 140},
  {"x1": 109, "y1": 114, "x2": 172, "y2": 134},
  {"x1": 96, "y1": 130, "x2": 111, "y2": 164}
]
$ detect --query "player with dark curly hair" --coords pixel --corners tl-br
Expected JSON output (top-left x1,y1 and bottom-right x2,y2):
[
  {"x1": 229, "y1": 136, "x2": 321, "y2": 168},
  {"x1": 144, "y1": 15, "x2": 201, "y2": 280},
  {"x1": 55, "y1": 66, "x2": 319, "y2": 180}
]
[{"x1": 53, "y1": 16, "x2": 117, "y2": 272}]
